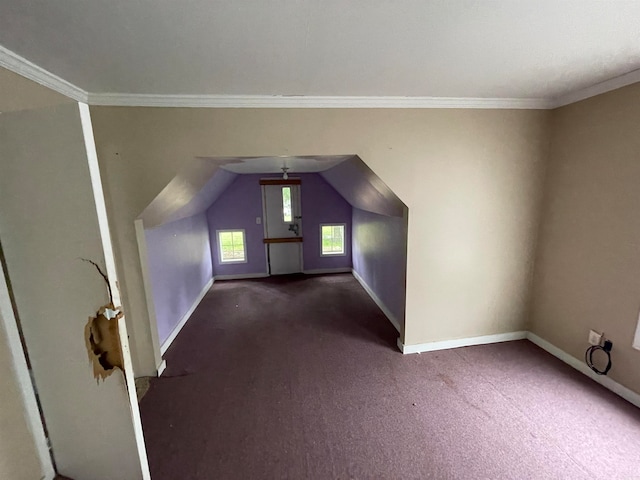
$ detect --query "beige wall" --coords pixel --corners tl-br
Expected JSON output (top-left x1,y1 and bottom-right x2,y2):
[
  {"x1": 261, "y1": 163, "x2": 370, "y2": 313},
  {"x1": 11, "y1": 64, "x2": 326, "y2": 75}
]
[
  {"x1": 90, "y1": 107, "x2": 551, "y2": 375},
  {"x1": 530, "y1": 83, "x2": 640, "y2": 395},
  {"x1": 0, "y1": 103, "x2": 144, "y2": 479},
  {"x1": 0, "y1": 312, "x2": 44, "y2": 480},
  {"x1": 0, "y1": 66, "x2": 72, "y2": 113}
]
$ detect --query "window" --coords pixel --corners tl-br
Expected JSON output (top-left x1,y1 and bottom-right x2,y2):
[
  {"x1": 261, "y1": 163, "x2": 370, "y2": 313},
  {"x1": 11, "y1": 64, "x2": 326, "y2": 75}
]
[
  {"x1": 217, "y1": 230, "x2": 246, "y2": 263},
  {"x1": 282, "y1": 186, "x2": 292, "y2": 223},
  {"x1": 321, "y1": 224, "x2": 346, "y2": 256}
]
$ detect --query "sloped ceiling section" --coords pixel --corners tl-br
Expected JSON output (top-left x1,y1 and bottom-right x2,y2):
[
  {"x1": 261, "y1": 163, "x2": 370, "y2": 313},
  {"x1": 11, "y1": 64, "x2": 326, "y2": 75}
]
[
  {"x1": 139, "y1": 158, "x2": 237, "y2": 229},
  {"x1": 140, "y1": 154, "x2": 406, "y2": 228},
  {"x1": 321, "y1": 156, "x2": 406, "y2": 218}
]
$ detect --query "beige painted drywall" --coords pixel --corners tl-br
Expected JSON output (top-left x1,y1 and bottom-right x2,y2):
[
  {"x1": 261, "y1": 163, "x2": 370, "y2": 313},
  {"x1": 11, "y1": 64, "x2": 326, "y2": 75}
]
[
  {"x1": 530, "y1": 82, "x2": 640, "y2": 395},
  {"x1": 0, "y1": 66, "x2": 72, "y2": 113},
  {"x1": 0, "y1": 312, "x2": 43, "y2": 480},
  {"x1": 90, "y1": 107, "x2": 551, "y2": 375},
  {"x1": 0, "y1": 103, "x2": 145, "y2": 479}
]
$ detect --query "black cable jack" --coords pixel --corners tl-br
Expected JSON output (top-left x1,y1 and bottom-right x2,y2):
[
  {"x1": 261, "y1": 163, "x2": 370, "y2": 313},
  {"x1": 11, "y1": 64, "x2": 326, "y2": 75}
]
[{"x1": 585, "y1": 338, "x2": 613, "y2": 375}]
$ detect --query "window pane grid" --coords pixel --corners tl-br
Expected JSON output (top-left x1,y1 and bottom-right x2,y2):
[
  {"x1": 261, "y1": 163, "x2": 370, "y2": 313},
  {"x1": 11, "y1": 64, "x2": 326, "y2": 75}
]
[
  {"x1": 218, "y1": 230, "x2": 246, "y2": 263},
  {"x1": 321, "y1": 225, "x2": 345, "y2": 255}
]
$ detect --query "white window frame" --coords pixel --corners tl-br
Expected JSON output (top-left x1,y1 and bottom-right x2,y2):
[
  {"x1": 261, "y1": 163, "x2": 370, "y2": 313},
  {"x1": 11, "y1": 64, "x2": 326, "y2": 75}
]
[
  {"x1": 217, "y1": 229, "x2": 247, "y2": 264},
  {"x1": 320, "y1": 223, "x2": 347, "y2": 257}
]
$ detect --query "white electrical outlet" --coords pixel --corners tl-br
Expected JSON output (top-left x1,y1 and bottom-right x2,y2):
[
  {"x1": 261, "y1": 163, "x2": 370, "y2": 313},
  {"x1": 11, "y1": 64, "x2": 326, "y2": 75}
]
[
  {"x1": 588, "y1": 330, "x2": 602, "y2": 346},
  {"x1": 256, "y1": 217, "x2": 262, "y2": 224}
]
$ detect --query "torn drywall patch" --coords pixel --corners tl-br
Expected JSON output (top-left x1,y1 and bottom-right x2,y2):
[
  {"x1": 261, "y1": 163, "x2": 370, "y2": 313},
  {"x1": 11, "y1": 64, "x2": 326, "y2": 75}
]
[
  {"x1": 85, "y1": 304, "x2": 124, "y2": 382},
  {"x1": 80, "y1": 258, "x2": 124, "y2": 382}
]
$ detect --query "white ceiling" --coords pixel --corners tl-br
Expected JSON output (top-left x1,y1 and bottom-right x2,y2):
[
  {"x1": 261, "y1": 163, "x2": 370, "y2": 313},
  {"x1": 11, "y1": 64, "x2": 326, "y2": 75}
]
[
  {"x1": 217, "y1": 155, "x2": 354, "y2": 174},
  {"x1": 0, "y1": 1, "x2": 639, "y2": 102}
]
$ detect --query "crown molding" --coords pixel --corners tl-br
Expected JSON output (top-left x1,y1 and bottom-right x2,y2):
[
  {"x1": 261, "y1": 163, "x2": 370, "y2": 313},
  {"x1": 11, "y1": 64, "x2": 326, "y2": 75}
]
[
  {"x1": 0, "y1": 45, "x2": 88, "y2": 102},
  {"x1": 3, "y1": 44, "x2": 638, "y2": 110},
  {"x1": 88, "y1": 92, "x2": 553, "y2": 109},
  {"x1": 551, "y1": 67, "x2": 640, "y2": 108}
]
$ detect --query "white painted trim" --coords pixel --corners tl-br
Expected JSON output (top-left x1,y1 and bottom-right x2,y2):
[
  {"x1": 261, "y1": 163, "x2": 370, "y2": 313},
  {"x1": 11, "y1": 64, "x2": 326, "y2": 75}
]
[
  {"x1": 79, "y1": 103, "x2": 151, "y2": 480},
  {"x1": 526, "y1": 332, "x2": 640, "y2": 409},
  {"x1": 552, "y1": 68, "x2": 640, "y2": 108},
  {"x1": 79, "y1": 103, "x2": 121, "y2": 305},
  {"x1": 160, "y1": 278, "x2": 214, "y2": 355},
  {"x1": 0, "y1": 45, "x2": 88, "y2": 102},
  {"x1": 88, "y1": 93, "x2": 552, "y2": 109},
  {"x1": 0, "y1": 258, "x2": 55, "y2": 480},
  {"x1": 156, "y1": 359, "x2": 167, "y2": 377},
  {"x1": 398, "y1": 331, "x2": 528, "y2": 354},
  {"x1": 214, "y1": 273, "x2": 270, "y2": 281},
  {"x1": 303, "y1": 268, "x2": 352, "y2": 275},
  {"x1": 351, "y1": 269, "x2": 401, "y2": 334}
]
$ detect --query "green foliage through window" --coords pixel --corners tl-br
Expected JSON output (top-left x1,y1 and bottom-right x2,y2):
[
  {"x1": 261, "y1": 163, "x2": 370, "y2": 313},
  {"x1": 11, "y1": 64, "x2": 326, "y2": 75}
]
[
  {"x1": 218, "y1": 230, "x2": 246, "y2": 262},
  {"x1": 321, "y1": 225, "x2": 345, "y2": 255},
  {"x1": 282, "y1": 187, "x2": 292, "y2": 223}
]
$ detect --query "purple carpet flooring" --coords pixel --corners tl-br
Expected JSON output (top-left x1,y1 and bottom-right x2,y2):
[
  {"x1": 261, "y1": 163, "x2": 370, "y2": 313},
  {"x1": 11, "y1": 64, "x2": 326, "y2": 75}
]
[{"x1": 140, "y1": 274, "x2": 640, "y2": 479}]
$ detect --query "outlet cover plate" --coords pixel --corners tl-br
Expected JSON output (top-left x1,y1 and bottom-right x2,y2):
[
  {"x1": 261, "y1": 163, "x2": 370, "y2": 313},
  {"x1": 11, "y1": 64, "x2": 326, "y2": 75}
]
[{"x1": 588, "y1": 330, "x2": 602, "y2": 346}]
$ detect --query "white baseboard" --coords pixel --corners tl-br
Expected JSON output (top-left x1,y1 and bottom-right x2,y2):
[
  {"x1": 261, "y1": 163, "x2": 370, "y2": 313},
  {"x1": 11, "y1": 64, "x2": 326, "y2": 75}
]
[
  {"x1": 526, "y1": 332, "x2": 640, "y2": 409},
  {"x1": 214, "y1": 273, "x2": 269, "y2": 281},
  {"x1": 351, "y1": 269, "x2": 401, "y2": 334},
  {"x1": 156, "y1": 359, "x2": 167, "y2": 377},
  {"x1": 160, "y1": 278, "x2": 213, "y2": 356},
  {"x1": 398, "y1": 331, "x2": 528, "y2": 354},
  {"x1": 303, "y1": 268, "x2": 352, "y2": 275}
]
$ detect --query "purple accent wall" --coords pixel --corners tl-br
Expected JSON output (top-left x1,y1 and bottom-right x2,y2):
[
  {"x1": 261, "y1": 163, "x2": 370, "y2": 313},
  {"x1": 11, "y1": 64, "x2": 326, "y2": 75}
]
[
  {"x1": 206, "y1": 174, "x2": 268, "y2": 276},
  {"x1": 352, "y1": 208, "x2": 407, "y2": 327},
  {"x1": 145, "y1": 213, "x2": 213, "y2": 345},
  {"x1": 300, "y1": 174, "x2": 352, "y2": 271},
  {"x1": 206, "y1": 173, "x2": 352, "y2": 276}
]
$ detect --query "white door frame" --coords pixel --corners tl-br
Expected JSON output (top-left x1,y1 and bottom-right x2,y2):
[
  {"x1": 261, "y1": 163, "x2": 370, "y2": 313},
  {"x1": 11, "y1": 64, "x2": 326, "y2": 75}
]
[
  {"x1": 261, "y1": 179, "x2": 304, "y2": 274},
  {"x1": 0, "y1": 248, "x2": 55, "y2": 480}
]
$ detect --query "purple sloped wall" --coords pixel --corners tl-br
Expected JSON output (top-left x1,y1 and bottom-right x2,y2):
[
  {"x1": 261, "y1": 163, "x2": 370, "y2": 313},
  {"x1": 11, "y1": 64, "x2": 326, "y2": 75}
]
[
  {"x1": 145, "y1": 213, "x2": 213, "y2": 345},
  {"x1": 320, "y1": 156, "x2": 405, "y2": 218},
  {"x1": 351, "y1": 207, "x2": 407, "y2": 330}
]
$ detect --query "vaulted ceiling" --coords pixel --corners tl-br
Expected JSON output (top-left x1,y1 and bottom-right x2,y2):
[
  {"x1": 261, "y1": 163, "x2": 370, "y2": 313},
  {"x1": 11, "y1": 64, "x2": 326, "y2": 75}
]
[{"x1": 1, "y1": 1, "x2": 640, "y2": 105}]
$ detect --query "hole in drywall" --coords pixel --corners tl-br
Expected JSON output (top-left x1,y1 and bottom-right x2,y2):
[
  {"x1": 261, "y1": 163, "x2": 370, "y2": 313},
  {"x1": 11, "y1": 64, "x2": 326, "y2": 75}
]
[
  {"x1": 85, "y1": 305, "x2": 124, "y2": 382},
  {"x1": 81, "y1": 258, "x2": 124, "y2": 382}
]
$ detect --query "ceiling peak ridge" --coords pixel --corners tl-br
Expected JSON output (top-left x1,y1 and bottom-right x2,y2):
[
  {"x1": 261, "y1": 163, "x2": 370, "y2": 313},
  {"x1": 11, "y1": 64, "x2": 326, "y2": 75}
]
[{"x1": 2, "y1": 45, "x2": 639, "y2": 110}]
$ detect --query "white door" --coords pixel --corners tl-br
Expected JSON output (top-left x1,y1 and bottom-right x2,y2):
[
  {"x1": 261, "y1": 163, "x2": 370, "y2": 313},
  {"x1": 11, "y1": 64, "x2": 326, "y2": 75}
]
[{"x1": 262, "y1": 182, "x2": 303, "y2": 275}]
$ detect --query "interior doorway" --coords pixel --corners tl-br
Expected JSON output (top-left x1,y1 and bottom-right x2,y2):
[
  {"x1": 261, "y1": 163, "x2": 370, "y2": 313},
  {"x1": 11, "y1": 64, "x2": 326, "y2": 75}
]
[
  {"x1": 135, "y1": 154, "x2": 408, "y2": 371},
  {"x1": 262, "y1": 179, "x2": 303, "y2": 275}
]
